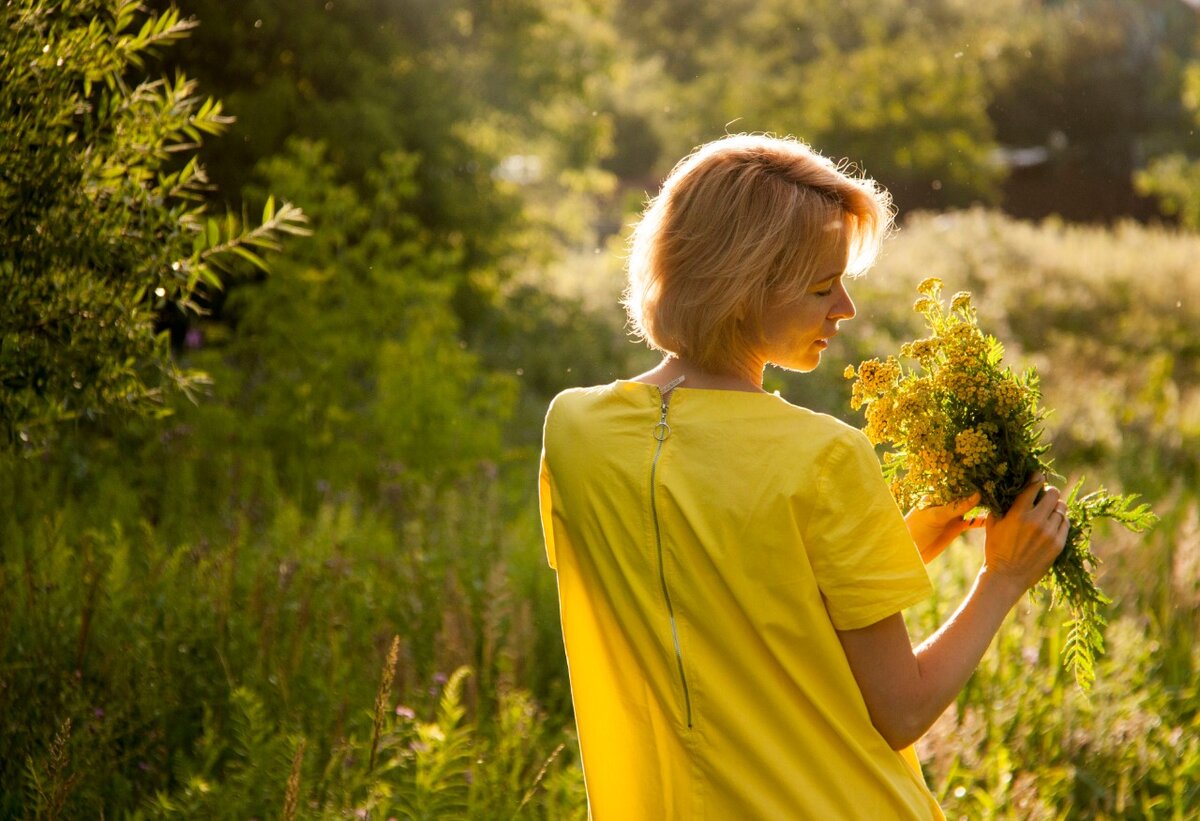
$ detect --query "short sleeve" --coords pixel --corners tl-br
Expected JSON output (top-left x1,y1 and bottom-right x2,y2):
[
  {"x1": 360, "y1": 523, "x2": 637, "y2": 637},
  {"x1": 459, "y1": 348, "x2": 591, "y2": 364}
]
[
  {"x1": 539, "y1": 450, "x2": 557, "y2": 570},
  {"x1": 805, "y1": 429, "x2": 932, "y2": 630}
]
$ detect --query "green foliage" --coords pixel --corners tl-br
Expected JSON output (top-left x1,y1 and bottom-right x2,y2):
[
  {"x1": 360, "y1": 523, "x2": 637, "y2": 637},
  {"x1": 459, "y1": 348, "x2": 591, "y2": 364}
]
[
  {"x1": 796, "y1": 30, "x2": 1000, "y2": 206},
  {"x1": 1050, "y1": 486, "x2": 1157, "y2": 690},
  {"x1": 144, "y1": 688, "x2": 300, "y2": 818},
  {"x1": 612, "y1": 0, "x2": 1002, "y2": 208},
  {"x1": 1137, "y1": 43, "x2": 1200, "y2": 227},
  {"x1": 0, "y1": 0, "x2": 306, "y2": 452},
  {"x1": 0, "y1": 449, "x2": 575, "y2": 816},
  {"x1": 388, "y1": 668, "x2": 474, "y2": 819},
  {"x1": 1137, "y1": 151, "x2": 1200, "y2": 229},
  {"x1": 181, "y1": 138, "x2": 517, "y2": 502},
  {"x1": 160, "y1": 0, "x2": 619, "y2": 265},
  {"x1": 4, "y1": 0, "x2": 1200, "y2": 815},
  {"x1": 611, "y1": 0, "x2": 1199, "y2": 218},
  {"x1": 23, "y1": 718, "x2": 82, "y2": 820}
]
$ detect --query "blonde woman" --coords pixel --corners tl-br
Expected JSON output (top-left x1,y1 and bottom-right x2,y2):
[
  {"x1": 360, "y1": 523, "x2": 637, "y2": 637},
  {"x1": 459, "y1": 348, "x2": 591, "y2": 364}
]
[{"x1": 539, "y1": 134, "x2": 1068, "y2": 819}]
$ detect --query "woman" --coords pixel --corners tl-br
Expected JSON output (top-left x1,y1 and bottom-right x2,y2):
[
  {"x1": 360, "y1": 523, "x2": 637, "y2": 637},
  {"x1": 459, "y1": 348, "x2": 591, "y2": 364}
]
[{"x1": 538, "y1": 134, "x2": 1067, "y2": 819}]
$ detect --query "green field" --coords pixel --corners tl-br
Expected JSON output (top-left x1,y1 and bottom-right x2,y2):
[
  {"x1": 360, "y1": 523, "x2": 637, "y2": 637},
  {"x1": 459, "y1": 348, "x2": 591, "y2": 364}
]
[{"x1": 4, "y1": 1, "x2": 1200, "y2": 817}]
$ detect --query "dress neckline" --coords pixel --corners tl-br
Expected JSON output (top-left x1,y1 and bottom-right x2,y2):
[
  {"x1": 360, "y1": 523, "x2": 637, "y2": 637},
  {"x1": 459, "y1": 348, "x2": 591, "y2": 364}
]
[{"x1": 613, "y1": 379, "x2": 785, "y2": 401}]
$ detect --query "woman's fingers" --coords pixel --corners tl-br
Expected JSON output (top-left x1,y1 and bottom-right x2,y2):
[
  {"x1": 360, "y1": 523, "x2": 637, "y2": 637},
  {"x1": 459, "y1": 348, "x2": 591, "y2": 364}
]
[
  {"x1": 1033, "y1": 486, "x2": 1062, "y2": 519},
  {"x1": 1054, "y1": 507, "x2": 1071, "y2": 537},
  {"x1": 981, "y1": 472, "x2": 1070, "y2": 590},
  {"x1": 954, "y1": 492, "x2": 985, "y2": 529},
  {"x1": 949, "y1": 492, "x2": 981, "y2": 514},
  {"x1": 1047, "y1": 500, "x2": 1070, "y2": 535},
  {"x1": 1013, "y1": 473, "x2": 1046, "y2": 510}
]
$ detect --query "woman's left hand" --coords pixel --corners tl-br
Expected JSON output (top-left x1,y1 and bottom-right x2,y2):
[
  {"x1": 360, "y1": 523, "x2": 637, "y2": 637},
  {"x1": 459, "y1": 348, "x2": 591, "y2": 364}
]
[{"x1": 905, "y1": 493, "x2": 986, "y2": 564}]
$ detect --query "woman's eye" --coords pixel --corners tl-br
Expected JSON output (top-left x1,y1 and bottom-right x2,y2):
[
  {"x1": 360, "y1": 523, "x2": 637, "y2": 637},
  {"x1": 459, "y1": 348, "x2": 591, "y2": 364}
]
[{"x1": 814, "y1": 288, "x2": 833, "y2": 297}]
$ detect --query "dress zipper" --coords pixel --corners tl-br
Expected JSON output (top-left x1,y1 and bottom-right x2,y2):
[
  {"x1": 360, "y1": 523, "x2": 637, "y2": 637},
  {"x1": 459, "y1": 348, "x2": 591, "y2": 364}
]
[{"x1": 650, "y1": 375, "x2": 693, "y2": 729}]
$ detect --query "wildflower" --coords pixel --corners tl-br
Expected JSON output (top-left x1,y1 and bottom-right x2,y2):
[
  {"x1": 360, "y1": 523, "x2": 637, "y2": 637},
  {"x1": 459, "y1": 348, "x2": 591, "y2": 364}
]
[
  {"x1": 395, "y1": 705, "x2": 416, "y2": 720},
  {"x1": 847, "y1": 280, "x2": 1158, "y2": 689},
  {"x1": 913, "y1": 296, "x2": 938, "y2": 316},
  {"x1": 954, "y1": 428, "x2": 995, "y2": 468}
]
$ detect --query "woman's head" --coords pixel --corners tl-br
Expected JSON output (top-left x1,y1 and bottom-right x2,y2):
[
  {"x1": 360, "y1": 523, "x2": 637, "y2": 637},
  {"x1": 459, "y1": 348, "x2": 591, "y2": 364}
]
[{"x1": 623, "y1": 134, "x2": 893, "y2": 378}]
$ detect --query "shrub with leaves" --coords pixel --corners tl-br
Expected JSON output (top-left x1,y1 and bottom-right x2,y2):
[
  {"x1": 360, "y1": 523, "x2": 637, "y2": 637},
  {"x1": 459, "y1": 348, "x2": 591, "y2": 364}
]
[
  {"x1": 845, "y1": 277, "x2": 1158, "y2": 689},
  {"x1": 0, "y1": 0, "x2": 307, "y2": 452}
]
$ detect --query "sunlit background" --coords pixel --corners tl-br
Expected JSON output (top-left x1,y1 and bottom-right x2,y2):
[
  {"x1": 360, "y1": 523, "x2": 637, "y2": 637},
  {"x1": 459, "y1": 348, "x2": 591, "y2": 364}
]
[{"x1": 3, "y1": 1, "x2": 1199, "y2": 817}]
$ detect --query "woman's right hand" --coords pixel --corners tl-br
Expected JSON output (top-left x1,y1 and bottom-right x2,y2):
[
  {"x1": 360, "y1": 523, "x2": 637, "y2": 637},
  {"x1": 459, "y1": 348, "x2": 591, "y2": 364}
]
[{"x1": 982, "y1": 474, "x2": 1069, "y2": 596}]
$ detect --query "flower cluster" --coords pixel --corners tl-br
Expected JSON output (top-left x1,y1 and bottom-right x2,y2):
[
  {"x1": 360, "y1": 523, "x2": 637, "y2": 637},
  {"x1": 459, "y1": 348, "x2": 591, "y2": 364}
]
[
  {"x1": 846, "y1": 278, "x2": 1039, "y2": 512},
  {"x1": 846, "y1": 278, "x2": 1157, "y2": 689}
]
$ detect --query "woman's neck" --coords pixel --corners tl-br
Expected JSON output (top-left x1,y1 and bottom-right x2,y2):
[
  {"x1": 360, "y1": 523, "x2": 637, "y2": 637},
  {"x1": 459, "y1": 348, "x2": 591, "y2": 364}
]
[{"x1": 630, "y1": 356, "x2": 765, "y2": 394}]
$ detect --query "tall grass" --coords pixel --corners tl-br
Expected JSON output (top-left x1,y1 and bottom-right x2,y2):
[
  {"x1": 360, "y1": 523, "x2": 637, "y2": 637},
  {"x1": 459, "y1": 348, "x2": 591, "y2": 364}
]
[{"x1": 0, "y1": 447, "x2": 576, "y2": 817}]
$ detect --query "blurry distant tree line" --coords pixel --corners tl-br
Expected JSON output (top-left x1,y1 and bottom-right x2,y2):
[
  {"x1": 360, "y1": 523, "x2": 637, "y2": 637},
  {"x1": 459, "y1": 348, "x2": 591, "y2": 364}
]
[
  {"x1": 612, "y1": 0, "x2": 1200, "y2": 220},
  {"x1": 151, "y1": 0, "x2": 1200, "y2": 460},
  {"x1": 137, "y1": 0, "x2": 1200, "y2": 459},
  {"x1": 163, "y1": 0, "x2": 1200, "y2": 226},
  {"x1": 8, "y1": 0, "x2": 1200, "y2": 453}
]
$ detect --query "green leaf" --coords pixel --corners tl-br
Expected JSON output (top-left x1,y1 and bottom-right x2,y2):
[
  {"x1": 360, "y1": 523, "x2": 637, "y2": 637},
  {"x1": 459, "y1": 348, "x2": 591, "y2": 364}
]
[{"x1": 230, "y1": 246, "x2": 269, "y2": 273}]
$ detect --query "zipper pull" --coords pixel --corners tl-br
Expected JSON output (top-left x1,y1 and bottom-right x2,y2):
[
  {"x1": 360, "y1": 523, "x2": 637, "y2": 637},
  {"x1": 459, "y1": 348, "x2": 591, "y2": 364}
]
[
  {"x1": 654, "y1": 375, "x2": 686, "y2": 441},
  {"x1": 660, "y1": 374, "x2": 686, "y2": 402}
]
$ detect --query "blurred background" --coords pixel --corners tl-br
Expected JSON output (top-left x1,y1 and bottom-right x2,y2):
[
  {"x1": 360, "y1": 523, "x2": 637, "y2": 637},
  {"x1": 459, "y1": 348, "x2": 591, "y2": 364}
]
[{"x1": 3, "y1": 0, "x2": 1200, "y2": 817}]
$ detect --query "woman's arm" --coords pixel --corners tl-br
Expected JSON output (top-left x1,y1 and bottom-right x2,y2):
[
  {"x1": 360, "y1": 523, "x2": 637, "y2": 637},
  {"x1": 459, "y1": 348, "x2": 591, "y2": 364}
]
[{"x1": 837, "y1": 476, "x2": 1068, "y2": 750}]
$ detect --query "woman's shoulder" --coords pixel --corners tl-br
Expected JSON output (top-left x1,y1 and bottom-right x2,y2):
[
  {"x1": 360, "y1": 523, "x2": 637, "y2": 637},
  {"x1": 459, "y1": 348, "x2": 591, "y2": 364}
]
[
  {"x1": 546, "y1": 381, "x2": 643, "y2": 415},
  {"x1": 760, "y1": 395, "x2": 869, "y2": 445},
  {"x1": 542, "y1": 381, "x2": 646, "y2": 435}
]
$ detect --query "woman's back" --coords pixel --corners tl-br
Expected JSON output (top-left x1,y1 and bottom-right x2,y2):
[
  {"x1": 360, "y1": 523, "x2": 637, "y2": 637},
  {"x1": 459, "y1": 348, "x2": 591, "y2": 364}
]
[{"x1": 540, "y1": 380, "x2": 943, "y2": 820}]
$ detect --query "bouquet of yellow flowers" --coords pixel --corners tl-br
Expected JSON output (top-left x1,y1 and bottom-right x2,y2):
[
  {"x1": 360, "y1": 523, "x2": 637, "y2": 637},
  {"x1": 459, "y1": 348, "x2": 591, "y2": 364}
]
[{"x1": 845, "y1": 278, "x2": 1157, "y2": 689}]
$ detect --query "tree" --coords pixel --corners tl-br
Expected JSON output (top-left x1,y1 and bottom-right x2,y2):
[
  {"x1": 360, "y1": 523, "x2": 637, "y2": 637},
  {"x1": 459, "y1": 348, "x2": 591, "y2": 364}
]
[
  {"x1": 182, "y1": 139, "x2": 519, "y2": 503},
  {"x1": 0, "y1": 0, "x2": 307, "y2": 452},
  {"x1": 985, "y1": 0, "x2": 1196, "y2": 221},
  {"x1": 612, "y1": 0, "x2": 1004, "y2": 210},
  {"x1": 1137, "y1": 60, "x2": 1200, "y2": 227}
]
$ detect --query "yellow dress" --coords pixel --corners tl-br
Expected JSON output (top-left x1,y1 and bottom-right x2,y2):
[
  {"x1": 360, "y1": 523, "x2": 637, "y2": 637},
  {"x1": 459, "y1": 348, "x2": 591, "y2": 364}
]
[{"x1": 540, "y1": 381, "x2": 945, "y2": 820}]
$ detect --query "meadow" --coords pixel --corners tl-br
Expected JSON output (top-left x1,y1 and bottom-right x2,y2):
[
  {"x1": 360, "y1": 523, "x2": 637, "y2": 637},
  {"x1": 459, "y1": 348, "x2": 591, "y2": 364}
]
[
  {"x1": 3, "y1": 210, "x2": 1198, "y2": 818},
  {"x1": 5, "y1": 1, "x2": 1200, "y2": 817}
]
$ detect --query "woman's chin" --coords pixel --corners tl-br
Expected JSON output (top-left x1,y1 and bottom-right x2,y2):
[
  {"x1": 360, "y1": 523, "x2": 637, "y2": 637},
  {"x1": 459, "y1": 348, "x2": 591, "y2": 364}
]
[{"x1": 769, "y1": 356, "x2": 820, "y2": 375}]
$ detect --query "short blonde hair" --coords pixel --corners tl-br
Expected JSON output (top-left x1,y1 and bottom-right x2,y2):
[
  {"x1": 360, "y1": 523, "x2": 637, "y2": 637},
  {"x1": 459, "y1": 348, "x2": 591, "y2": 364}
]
[{"x1": 623, "y1": 134, "x2": 893, "y2": 376}]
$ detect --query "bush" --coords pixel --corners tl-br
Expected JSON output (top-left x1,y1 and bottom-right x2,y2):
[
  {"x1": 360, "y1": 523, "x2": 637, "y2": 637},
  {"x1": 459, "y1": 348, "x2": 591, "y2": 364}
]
[{"x1": 0, "y1": 0, "x2": 305, "y2": 452}]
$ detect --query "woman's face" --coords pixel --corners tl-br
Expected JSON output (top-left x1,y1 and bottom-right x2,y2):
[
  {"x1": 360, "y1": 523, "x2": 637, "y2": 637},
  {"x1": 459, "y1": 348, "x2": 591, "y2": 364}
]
[{"x1": 758, "y1": 258, "x2": 856, "y2": 374}]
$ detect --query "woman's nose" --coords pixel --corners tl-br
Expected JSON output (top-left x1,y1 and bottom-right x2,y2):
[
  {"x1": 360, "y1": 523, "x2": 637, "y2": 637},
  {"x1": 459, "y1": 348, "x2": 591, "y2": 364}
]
[{"x1": 831, "y1": 286, "x2": 856, "y2": 320}]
